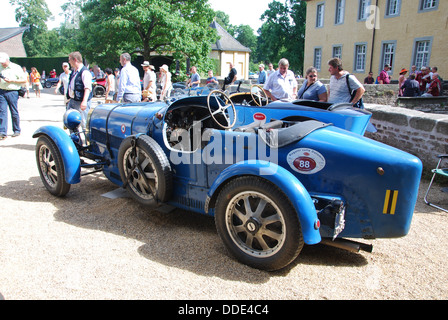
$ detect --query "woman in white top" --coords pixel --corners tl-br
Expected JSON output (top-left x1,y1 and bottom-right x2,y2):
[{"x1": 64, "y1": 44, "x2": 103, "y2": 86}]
[
  {"x1": 160, "y1": 64, "x2": 172, "y2": 101},
  {"x1": 104, "y1": 68, "x2": 116, "y2": 101}
]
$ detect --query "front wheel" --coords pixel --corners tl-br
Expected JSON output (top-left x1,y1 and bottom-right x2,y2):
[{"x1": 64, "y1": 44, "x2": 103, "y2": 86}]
[
  {"x1": 36, "y1": 136, "x2": 71, "y2": 197},
  {"x1": 215, "y1": 177, "x2": 304, "y2": 271},
  {"x1": 118, "y1": 135, "x2": 172, "y2": 205}
]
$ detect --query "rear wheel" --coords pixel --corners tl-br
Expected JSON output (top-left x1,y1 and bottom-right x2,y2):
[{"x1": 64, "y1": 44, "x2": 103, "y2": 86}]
[
  {"x1": 36, "y1": 136, "x2": 71, "y2": 197},
  {"x1": 215, "y1": 177, "x2": 304, "y2": 271},
  {"x1": 93, "y1": 85, "x2": 105, "y2": 97}
]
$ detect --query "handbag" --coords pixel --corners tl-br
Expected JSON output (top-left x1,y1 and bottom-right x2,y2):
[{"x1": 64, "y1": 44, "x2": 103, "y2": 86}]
[
  {"x1": 346, "y1": 73, "x2": 364, "y2": 109},
  {"x1": 18, "y1": 87, "x2": 26, "y2": 97}
]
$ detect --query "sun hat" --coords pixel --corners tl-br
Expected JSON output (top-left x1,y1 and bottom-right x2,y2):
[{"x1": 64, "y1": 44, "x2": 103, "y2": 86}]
[
  {"x1": 400, "y1": 68, "x2": 408, "y2": 74},
  {"x1": 160, "y1": 64, "x2": 169, "y2": 72},
  {"x1": 0, "y1": 52, "x2": 9, "y2": 63}
]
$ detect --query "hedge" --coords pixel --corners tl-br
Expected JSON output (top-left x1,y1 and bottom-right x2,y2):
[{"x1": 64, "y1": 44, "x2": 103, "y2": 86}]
[{"x1": 10, "y1": 57, "x2": 68, "y2": 76}]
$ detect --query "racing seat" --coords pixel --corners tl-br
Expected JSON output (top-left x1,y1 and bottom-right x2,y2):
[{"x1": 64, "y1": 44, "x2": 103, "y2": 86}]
[{"x1": 424, "y1": 154, "x2": 448, "y2": 213}]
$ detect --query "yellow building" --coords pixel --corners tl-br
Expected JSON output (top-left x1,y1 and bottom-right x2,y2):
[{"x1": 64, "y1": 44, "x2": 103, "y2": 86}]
[
  {"x1": 304, "y1": 0, "x2": 448, "y2": 80},
  {"x1": 210, "y1": 21, "x2": 251, "y2": 80}
]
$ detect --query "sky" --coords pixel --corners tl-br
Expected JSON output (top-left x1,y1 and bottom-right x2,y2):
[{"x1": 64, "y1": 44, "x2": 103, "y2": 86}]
[{"x1": 1, "y1": 0, "x2": 273, "y2": 32}]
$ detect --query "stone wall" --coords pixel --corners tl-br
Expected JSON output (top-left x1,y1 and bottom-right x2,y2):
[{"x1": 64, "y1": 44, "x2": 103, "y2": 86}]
[
  {"x1": 364, "y1": 104, "x2": 448, "y2": 175},
  {"x1": 395, "y1": 96, "x2": 448, "y2": 114}
]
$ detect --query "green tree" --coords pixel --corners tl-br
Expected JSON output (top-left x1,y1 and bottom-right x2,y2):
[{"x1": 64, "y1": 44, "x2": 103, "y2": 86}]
[
  {"x1": 213, "y1": 10, "x2": 257, "y2": 66},
  {"x1": 234, "y1": 24, "x2": 257, "y2": 54},
  {"x1": 10, "y1": 0, "x2": 53, "y2": 56},
  {"x1": 76, "y1": 0, "x2": 217, "y2": 73},
  {"x1": 257, "y1": 0, "x2": 306, "y2": 73}
]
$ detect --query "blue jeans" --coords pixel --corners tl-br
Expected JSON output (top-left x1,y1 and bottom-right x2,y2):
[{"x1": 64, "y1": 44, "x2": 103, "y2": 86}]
[{"x1": 0, "y1": 89, "x2": 20, "y2": 136}]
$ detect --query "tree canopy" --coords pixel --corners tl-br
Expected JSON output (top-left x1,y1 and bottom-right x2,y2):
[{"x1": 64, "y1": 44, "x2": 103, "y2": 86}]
[
  {"x1": 76, "y1": 0, "x2": 218, "y2": 73},
  {"x1": 9, "y1": 0, "x2": 307, "y2": 74}
]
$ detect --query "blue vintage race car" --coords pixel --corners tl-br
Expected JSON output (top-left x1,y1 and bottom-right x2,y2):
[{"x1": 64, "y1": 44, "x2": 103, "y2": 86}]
[{"x1": 33, "y1": 88, "x2": 422, "y2": 271}]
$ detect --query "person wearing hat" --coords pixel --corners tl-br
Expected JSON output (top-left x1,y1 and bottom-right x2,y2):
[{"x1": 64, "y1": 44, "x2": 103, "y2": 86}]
[
  {"x1": 159, "y1": 64, "x2": 172, "y2": 100},
  {"x1": 116, "y1": 53, "x2": 141, "y2": 103},
  {"x1": 257, "y1": 64, "x2": 267, "y2": 85},
  {"x1": 378, "y1": 64, "x2": 391, "y2": 84},
  {"x1": 0, "y1": 52, "x2": 27, "y2": 140},
  {"x1": 398, "y1": 68, "x2": 408, "y2": 96},
  {"x1": 55, "y1": 62, "x2": 71, "y2": 105},
  {"x1": 141, "y1": 61, "x2": 156, "y2": 101}
]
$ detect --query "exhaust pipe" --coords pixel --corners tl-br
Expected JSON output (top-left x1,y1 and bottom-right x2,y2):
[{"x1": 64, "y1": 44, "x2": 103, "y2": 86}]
[{"x1": 320, "y1": 238, "x2": 373, "y2": 253}]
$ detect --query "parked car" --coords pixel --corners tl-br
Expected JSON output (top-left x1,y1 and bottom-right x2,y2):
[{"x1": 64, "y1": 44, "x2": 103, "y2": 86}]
[
  {"x1": 33, "y1": 89, "x2": 422, "y2": 271},
  {"x1": 41, "y1": 77, "x2": 59, "y2": 88},
  {"x1": 92, "y1": 77, "x2": 107, "y2": 97}
]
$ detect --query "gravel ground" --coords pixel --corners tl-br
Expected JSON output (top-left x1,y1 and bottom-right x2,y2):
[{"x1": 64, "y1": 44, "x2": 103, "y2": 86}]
[{"x1": 1, "y1": 89, "x2": 447, "y2": 300}]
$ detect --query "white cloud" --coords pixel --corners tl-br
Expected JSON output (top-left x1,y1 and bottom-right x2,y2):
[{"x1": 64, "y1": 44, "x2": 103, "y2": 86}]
[{"x1": 208, "y1": 0, "x2": 272, "y2": 32}]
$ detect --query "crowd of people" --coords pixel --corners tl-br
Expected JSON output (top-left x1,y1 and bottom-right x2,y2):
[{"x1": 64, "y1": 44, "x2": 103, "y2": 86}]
[
  {"x1": 254, "y1": 57, "x2": 365, "y2": 107},
  {"x1": 1, "y1": 48, "x2": 445, "y2": 142},
  {"x1": 365, "y1": 64, "x2": 443, "y2": 98},
  {"x1": 400, "y1": 66, "x2": 442, "y2": 97}
]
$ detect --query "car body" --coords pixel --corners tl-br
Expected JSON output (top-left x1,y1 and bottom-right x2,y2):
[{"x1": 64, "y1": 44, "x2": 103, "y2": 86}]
[{"x1": 33, "y1": 89, "x2": 422, "y2": 271}]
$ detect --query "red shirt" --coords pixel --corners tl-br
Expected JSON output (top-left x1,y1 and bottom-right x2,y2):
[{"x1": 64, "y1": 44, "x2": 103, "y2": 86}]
[
  {"x1": 416, "y1": 72, "x2": 430, "y2": 92},
  {"x1": 427, "y1": 78, "x2": 441, "y2": 96},
  {"x1": 379, "y1": 70, "x2": 390, "y2": 84}
]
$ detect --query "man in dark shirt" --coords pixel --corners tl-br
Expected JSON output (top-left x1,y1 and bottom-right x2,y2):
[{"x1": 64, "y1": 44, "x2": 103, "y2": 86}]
[
  {"x1": 222, "y1": 62, "x2": 237, "y2": 90},
  {"x1": 364, "y1": 72, "x2": 374, "y2": 84},
  {"x1": 401, "y1": 74, "x2": 420, "y2": 97}
]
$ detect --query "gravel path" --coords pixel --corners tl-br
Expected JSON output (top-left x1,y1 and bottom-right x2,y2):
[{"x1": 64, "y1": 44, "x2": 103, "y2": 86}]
[{"x1": 1, "y1": 89, "x2": 447, "y2": 300}]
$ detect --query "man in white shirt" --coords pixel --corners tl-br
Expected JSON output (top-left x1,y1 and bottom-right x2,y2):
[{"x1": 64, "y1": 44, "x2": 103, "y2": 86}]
[
  {"x1": 0, "y1": 52, "x2": 26, "y2": 139},
  {"x1": 117, "y1": 53, "x2": 141, "y2": 103},
  {"x1": 263, "y1": 58, "x2": 297, "y2": 102},
  {"x1": 55, "y1": 62, "x2": 71, "y2": 106},
  {"x1": 67, "y1": 51, "x2": 92, "y2": 130}
]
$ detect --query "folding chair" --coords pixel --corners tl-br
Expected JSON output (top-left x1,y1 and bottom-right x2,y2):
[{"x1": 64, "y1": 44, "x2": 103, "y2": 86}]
[{"x1": 424, "y1": 154, "x2": 448, "y2": 212}]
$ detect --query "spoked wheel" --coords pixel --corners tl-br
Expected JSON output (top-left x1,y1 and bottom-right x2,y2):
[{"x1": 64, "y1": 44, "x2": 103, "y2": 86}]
[
  {"x1": 250, "y1": 84, "x2": 269, "y2": 106},
  {"x1": 93, "y1": 85, "x2": 106, "y2": 98},
  {"x1": 118, "y1": 135, "x2": 172, "y2": 205},
  {"x1": 207, "y1": 90, "x2": 237, "y2": 129},
  {"x1": 36, "y1": 136, "x2": 71, "y2": 197},
  {"x1": 215, "y1": 177, "x2": 304, "y2": 271}
]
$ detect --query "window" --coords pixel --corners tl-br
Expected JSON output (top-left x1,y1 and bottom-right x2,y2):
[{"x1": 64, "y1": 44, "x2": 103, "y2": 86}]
[
  {"x1": 413, "y1": 40, "x2": 431, "y2": 69},
  {"x1": 358, "y1": 0, "x2": 371, "y2": 21},
  {"x1": 354, "y1": 44, "x2": 367, "y2": 72},
  {"x1": 316, "y1": 3, "x2": 325, "y2": 28},
  {"x1": 386, "y1": 0, "x2": 401, "y2": 16},
  {"x1": 314, "y1": 48, "x2": 322, "y2": 70},
  {"x1": 332, "y1": 46, "x2": 342, "y2": 59},
  {"x1": 420, "y1": 0, "x2": 438, "y2": 10},
  {"x1": 382, "y1": 42, "x2": 396, "y2": 70},
  {"x1": 335, "y1": 0, "x2": 345, "y2": 24}
]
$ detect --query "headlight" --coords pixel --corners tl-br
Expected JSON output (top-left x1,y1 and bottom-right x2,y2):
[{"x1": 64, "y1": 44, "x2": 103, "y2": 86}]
[{"x1": 63, "y1": 109, "x2": 82, "y2": 131}]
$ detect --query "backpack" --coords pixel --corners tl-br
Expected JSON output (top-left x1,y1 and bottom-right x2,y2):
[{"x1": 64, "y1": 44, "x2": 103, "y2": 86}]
[{"x1": 346, "y1": 74, "x2": 364, "y2": 109}]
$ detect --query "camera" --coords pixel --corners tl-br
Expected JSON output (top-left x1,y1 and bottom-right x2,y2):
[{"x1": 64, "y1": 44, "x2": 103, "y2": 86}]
[{"x1": 0, "y1": 73, "x2": 5, "y2": 79}]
